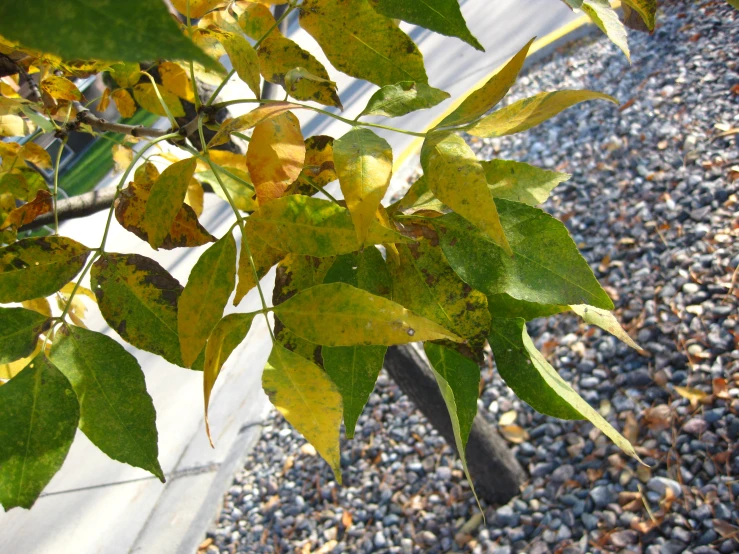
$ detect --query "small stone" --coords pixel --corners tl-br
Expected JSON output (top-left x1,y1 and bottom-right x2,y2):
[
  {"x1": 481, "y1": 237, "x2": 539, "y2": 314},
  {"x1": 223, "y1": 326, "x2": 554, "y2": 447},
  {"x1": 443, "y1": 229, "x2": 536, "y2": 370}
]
[
  {"x1": 672, "y1": 527, "x2": 693, "y2": 543},
  {"x1": 590, "y1": 485, "x2": 614, "y2": 508},
  {"x1": 610, "y1": 530, "x2": 638, "y2": 547},
  {"x1": 647, "y1": 477, "x2": 682, "y2": 498},
  {"x1": 551, "y1": 464, "x2": 575, "y2": 483},
  {"x1": 416, "y1": 530, "x2": 438, "y2": 546},
  {"x1": 683, "y1": 418, "x2": 708, "y2": 435}
]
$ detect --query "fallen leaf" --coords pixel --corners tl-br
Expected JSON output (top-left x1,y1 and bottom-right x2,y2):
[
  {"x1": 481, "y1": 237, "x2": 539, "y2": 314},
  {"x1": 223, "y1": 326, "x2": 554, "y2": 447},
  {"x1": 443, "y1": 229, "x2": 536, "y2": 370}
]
[
  {"x1": 500, "y1": 424, "x2": 529, "y2": 444},
  {"x1": 498, "y1": 410, "x2": 517, "y2": 426},
  {"x1": 674, "y1": 386, "x2": 707, "y2": 408},
  {"x1": 713, "y1": 377, "x2": 729, "y2": 399}
]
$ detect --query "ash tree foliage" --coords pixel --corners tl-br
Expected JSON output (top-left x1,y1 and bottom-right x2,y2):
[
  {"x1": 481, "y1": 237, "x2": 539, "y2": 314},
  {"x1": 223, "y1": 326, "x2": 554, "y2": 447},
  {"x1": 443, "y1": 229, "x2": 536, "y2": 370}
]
[{"x1": 0, "y1": 0, "x2": 712, "y2": 511}]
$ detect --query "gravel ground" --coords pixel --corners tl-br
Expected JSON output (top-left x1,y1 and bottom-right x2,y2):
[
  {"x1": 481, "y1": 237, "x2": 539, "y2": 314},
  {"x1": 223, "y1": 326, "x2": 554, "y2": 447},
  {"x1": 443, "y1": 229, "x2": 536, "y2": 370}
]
[{"x1": 203, "y1": 2, "x2": 738, "y2": 553}]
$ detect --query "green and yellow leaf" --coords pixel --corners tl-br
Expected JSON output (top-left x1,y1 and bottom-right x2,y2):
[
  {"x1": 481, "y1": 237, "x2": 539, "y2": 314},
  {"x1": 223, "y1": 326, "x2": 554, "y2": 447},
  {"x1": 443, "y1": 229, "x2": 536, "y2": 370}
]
[
  {"x1": 482, "y1": 159, "x2": 570, "y2": 206},
  {"x1": 238, "y1": 3, "x2": 281, "y2": 41},
  {"x1": 132, "y1": 83, "x2": 186, "y2": 119},
  {"x1": 109, "y1": 62, "x2": 141, "y2": 89},
  {"x1": 234, "y1": 221, "x2": 285, "y2": 305},
  {"x1": 257, "y1": 36, "x2": 332, "y2": 88},
  {"x1": 294, "y1": 135, "x2": 337, "y2": 194},
  {"x1": 359, "y1": 82, "x2": 450, "y2": 119},
  {"x1": 285, "y1": 68, "x2": 342, "y2": 109},
  {"x1": 40, "y1": 75, "x2": 83, "y2": 102}
]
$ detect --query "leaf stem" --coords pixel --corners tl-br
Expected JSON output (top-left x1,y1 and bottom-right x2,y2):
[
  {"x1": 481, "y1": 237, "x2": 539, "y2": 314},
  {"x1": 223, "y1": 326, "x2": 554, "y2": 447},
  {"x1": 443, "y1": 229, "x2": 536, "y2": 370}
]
[
  {"x1": 141, "y1": 72, "x2": 179, "y2": 130},
  {"x1": 52, "y1": 135, "x2": 68, "y2": 235},
  {"x1": 185, "y1": 0, "x2": 202, "y2": 112},
  {"x1": 303, "y1": 175, "x2": 339, "y2": 204}
]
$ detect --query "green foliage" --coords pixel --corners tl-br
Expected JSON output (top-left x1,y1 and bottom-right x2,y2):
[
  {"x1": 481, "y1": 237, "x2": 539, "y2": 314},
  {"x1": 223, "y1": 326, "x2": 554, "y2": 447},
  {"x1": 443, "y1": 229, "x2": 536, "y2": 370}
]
[{"x1": 0, "y1": 0, "x2": 661, "y2": 511}]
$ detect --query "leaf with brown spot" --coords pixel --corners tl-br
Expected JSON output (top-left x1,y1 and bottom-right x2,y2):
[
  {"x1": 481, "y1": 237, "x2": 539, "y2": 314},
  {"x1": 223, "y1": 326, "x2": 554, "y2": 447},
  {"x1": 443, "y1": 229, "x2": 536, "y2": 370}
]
[
  {"x1": 257, "y1": 36, "x2": 331, "y2": 87},
  {"x1": 0, "y1": 236, "x2": 90, "y2": 303},
  {"x1": 208, "y1": 102, "x2": 302, "y2": 147},
  {"x1": 178, "y1": 233, "x2": 237, "y2": 368},
  {"x1": 19, "y1": 142, "x2": 52, "y2": 170},
  {"x1": 216, "y1": 30, "x2": 261, "y2": 99},
  {"x1": 40, "y1": 75, "x2": 83, "y2": 102},
  {"x1": 285, "y1": 68, "x2": 342, "y2": 109},
  {"x1": 133, "y1": 162, "x2": 160, "y2": 189},
  {"x1": 247, "y1": 111, "x2": 305, "y2": 205},
  {"x1": 294, "y1": 135, "x2": 337, "y2": 195},
  {"x1": 0, "y1": 190, "x2": 53, "y2": 230}
]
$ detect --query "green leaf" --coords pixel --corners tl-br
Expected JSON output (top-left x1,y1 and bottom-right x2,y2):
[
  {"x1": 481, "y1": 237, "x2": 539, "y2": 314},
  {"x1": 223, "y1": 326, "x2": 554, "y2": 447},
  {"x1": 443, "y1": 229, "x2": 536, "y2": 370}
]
[
  {"x1": 257, "y1": 36, "x2": 332, "y2": 87},
  {"x1": 49, "y1": 326, "x2": 163, "y2": 481},
  {"x1": 334, "y1": 128, "x2": 393, "y2": 244},
  {"x1": 370, "y1": 0, "x2": 483, "y2": 50},
  {"x1": 0, "y1": 355, "x2": 79, "y2": 510},
  {"x1": 424, "y1": 342, "x2": 481, "y2": 507},
  {"x1": 434, "y1": 200, "x2": 614, "y2": 310},
  {"x1": 323, "y1": 248, "x2": 391, "y2": 437},
  {"x1": 143, "y1": 158, "x2": 198, "y2": 250},
  {"x1": 489, "y1": 317, "x2": 640, "y2": 460},
  {"x1": 0, "y1": 1, "x2": 219, "y2": 73},
  {"x1": 91, "y1": 254, "x2": 191, "y2": 369},
  {"x1": 285, "y1": 68, "x2": 342, "y2": 109},
  {"x1": 299, "y1": 0, "x2": 428, "y2": 87},
  {"x1": 0, "y1": 307, "x2": 49, "y2": 364},
  {"x1": 0, "y1": 236, "x2": 91, "y2": 304},
  {"x1": 234, "y1": 221, "x2": 285, "y2": 306},
  {"x1": 263, "y1": 343, "x2": 343, "y2": 481},
  {"x1": 466, "y1": 90, "x2": 617, "y2": 138},
  {"x1": 389, "y1": 241, "x2": 490, "y2": 353},
  {"x1": 132, "y1": 83, "x2": 186, "y2": 118},
  {"x1": 248, "y1": 195, "x2": 411, "y2": 257},
  {"x1": 570, "y1": 304, "x2": 642, "y2": 352},
  {"x1": 179, "y1": 233, "x2": 238, "y2": 368},
  {"x1": 437, "y1": 38, "x2": 533, "y2": 129},
  {"x1": 421, "y1": 132, "x2": 511, "y2": 254},
  {"x1": 204, "y1": 313, "x2": 256, "y2": 444},
  {"x1": 273, "y1": 282, "x2": 461, "y2": 346},
  {"x1": 360, "y1": 82, "x2": 449, "y2": 119},
  {"x1": 487, "y1": 293, "x2": 567, "y2": 321},
  {"x1": 482, "y1": 159, "x2": 570, "y2": 206}
]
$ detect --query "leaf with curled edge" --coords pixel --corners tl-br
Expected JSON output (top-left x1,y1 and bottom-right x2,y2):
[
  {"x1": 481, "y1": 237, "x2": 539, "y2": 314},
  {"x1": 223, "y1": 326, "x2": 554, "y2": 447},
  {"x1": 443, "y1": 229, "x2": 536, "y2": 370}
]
[{"x1": 0, "y1": 190, "x2": 52, "y2": 230}]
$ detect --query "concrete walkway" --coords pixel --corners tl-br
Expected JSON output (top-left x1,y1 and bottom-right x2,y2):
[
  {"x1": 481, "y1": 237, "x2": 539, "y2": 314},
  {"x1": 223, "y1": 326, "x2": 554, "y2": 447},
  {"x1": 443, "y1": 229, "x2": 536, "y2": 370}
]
[{"x1": 0, "y1": 2, "x2": 590, "y2": 552}]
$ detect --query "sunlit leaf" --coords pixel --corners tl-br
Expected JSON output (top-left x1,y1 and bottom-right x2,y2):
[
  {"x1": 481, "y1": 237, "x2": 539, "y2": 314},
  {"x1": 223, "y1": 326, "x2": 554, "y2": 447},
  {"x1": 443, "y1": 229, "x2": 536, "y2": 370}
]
[
  {"x1": 370, "y1": 0, "x2": 482, "y2": 50},
  {"x1": 208, "y1": 102, "x2": 302, "y2": 147},
  {"x1": 285, "y1": 67, "x2": 342, "y2": 109},
  {"x1": 111, "y1": 89, "x2": 137, "y2": 119},
  {"x1": 360, "y1": 82, "x2": 450, "y2": 119},
  {"x1": 0, "y1": 355, "x2": 78, "y2": 510},
  {"x1": 421, "y1": 132, "x2": 511, "y2": 254},
  {"x1": 109, "y1": 62, "x2": 141, "y2": 89},
  {"x1": 489, "y1": 317, "x2": 640, "y2": 461},
  {"x1": 158, "y1": 61, "x2": 196, "y2": 103},
  {"x1": 178, "y1": 233, "x2": 237, "y2": 368},
  {"x1": 299, "y1": 0, "x2": 427, "y2": 86},
  {"x1": 0, "y1": 114, "x2": 33, "y2": 137},
  {"x1": 218, "y1": 30, "x2": 261, "y2": 99},
  {"x1": 196, "y1": 167, "x2": 257, "y2": 212},
  {"x1": 49, "y1": 326, "x2": 164, "y2": 480},
  {"x1": 203, "y1": 312, "x2": 256, "y2": 444},
  {"x1": 258, "y1": 36, "x2": 332, "y2": 88},
  {"x1": 132, "y1": 83, "x2": 186, "y2": 119},
  {"x1": 19, "y1": 142, "x2": 52, "y2": 170},
  {"x1": 0, "y1": 1, "x2": 219, "y2": 71},
  {"x1": 185, "y1": 178, "x2": 204, "y2": 217},
  {"x1": 334, "y1": 128, "x2": 392, "y2": 244},
  {"x1": 171, "y1": 0, "x2": 225, "y2": 19},
  {"x1": 294, "y1": 135, "x2": 337, "y2": 194},
  {"x1": 40, "y1": 75, "x2": 83, "y2": 102},
  {"x1": 487, "y1": 293, "x2": 567, "y2": 321},
  {"x1": 483, "y1": 159, "x2": 570, "y2": 206},
  {"x1": 466, "y1": 90, "x2": 617, "y2": 138},
  {"x1": 322, "y1": 248, "x2": 391, "y2": 437},
  {"x1": 142, "y1": 158, "x2": 199, "y2": 250},
  {"x1": 247, "y1": 111, "x2": 305, "y2": 204},
  {"x1": 563, "y1": 0, "x2": 629, "y2": 60},
  {"x1": 20, "y1": 298, "x2": 53, "y2": 318},
  {"x1": 274, "y1": 282, "x2": 461, "y2": 346},
  {"x1": 234, "y1": 220, "x2": 284, "y2": 305},
  {"x1": 263, "y1": 343, "x2": 343, "y2": 481},
  {"x1": 570, "y1": 305, "x2": 642, "y2": 351},
  {"x1": 112, "y1": 144, "x2": 134, "y2": 174},
  {"x1": 238, "y1": 3, "x2": 281, "y2": 41},
  {"x1": 434, "y1": 202, "x2": 614, "y2": 310},
  {"x1": 0, "y1": 307, "x2": 49, "y2": 364},
  {"x1": 0, "y1": 236, "x2": 90, "y2": 304},
  {"x1": 249, "y1": 195, "x2": 411, "y2": 257},
  {"x1": 0, "y1": 190, "x2": 53, "y2": 230}
]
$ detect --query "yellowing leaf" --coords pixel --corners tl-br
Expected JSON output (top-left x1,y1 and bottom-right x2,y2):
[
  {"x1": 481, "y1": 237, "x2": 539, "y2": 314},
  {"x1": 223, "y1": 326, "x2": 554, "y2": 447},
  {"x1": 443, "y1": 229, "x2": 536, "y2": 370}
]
[
  {"x1": 178, "y1": 233, "x2": 237, "y2": 367},
  {"x1": 674, "y1": 386, "x2": 708, "y2": 409},
  {"x1": 299, "y1": 0, "x2": 427, "y2": 86},
  {"x1": 20, "y1": 298, "x2": 52, "y2": 318},
  {"x1": 570, "y1": 304, "x2": 643, "y2": 352},
  {"x1": 134, "y1": 161, "x2": 160, "y2": 188},
  {"x1": 483, "y1": 159, "x2": 570, "y2": 206},
  {"x1": 334, "y1": 128, "x2": 393, "y2": 244},
  {"x1": 263, "y1": 343, "x2": 344, "y2": 481},
  {"x1": 273, "y1": 282, "x2": 461, "y2": 346},
  {"x1": 158, "y1": 61, "x2": 197, "y2": 103},
  {"x1": 438, "y1": 37, "x2": 533, "y2": 129},
  {"x1": 421, "y1": 132, "x2": 511, "y2": 254},
  {"x1": 196, "y1": 167, "x2": 257, "y2": 211},
  {"x1": 466, "y1": 90, "x2": 617, "y2": 138},
  {"x1": 217, "y1": 30, "x2": 262, "y2": 99},
  {"x1": 257, "y1": 36, "x2": 331, "y2": 87},
  {"x1": 142, "y1": 158, "x2": 199, "y2": 249},
  {"x1": 204, "y1": 312, "x2": 255, "y2": 445},
  {"x1": 185, "y1": 178, "x2": 205, "y2": 217},
  {"x1": 171, "y1": 0, "x2": 225, "y2": 19},
  {"x1": 40, "y1": 75, "x2": 83, "y2": 102},
  {"x1": 359, "y1": 82, "x2": 450, "y2": 119},
  {"x1": 285, "y1": 68, "x2": 341, "y2": 109},
  {"x1": 249, "y1": 195, "x2": 411, "y2": 257},
  {"x1": 0, "y1": 189, "x2": 53, "y2": 230},
  {"x1": 19, "y1": 142, "x2": 52, "y2": 170},
  {"x1": 109, "y1": 62, "x2": 141, "y2": 89},
  {"x1": 622, "y1": 0, "x2": 656, "y2": 31},
  {"x1": 578, "y1": 0, "x2": 630, "y2": 60},
  {"x1": 238, "y1": 2, "x2": 281, "y2": 41},
  {"x1": 112, "y1": 144, "x2": 134, "y2": 173},
  {"x1": 208, "y1": 101, "x2": 303, "y2": 147},
  {"x1": 234, "y1": 220, "x2": 284, "y2": 305},
  {"x1": 247, "y1": 111, "x2": 305, "y2": 204},
  {"x1": 132, "y1": 83, "x2": 185, "y2": 118},
  {"x1": 111, "y1": 88, "x2": 137, "y2": 118},
  {"x1": 0, "y1": 114, "x2": 34, "y2": 137},
  {"x1": 295, "y1": 135, "x2": 337, "y2": 194},
  {"x1": 59, "y1": 282, "x2": 97, "y2": 303}
]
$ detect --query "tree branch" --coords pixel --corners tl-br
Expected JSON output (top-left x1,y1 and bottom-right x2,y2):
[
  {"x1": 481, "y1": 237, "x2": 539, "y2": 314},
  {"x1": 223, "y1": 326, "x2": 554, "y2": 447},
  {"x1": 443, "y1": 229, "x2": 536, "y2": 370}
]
[{"x1": 75, "y1": 109, "x2": 169, "y2": 139}]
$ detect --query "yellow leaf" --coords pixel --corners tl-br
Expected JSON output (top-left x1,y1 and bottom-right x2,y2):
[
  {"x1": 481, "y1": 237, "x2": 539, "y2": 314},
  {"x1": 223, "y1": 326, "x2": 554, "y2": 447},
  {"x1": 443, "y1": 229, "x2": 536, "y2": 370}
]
[
  {"x1": 191, "y1": 28, "x2": 228, "y2": 61},
  {"x1": 208, "y1": 101, "x2": 302, "y2": 147},
  {"x1": 334, "y1": 128, "x2": 392, "y2": 245},
  {"x1": 570, "y1": 304, "x2": 643, "y2": 352},
  {"x1": 59, "y1": 282, "x2": 97, "y2": 303},
  {"x1": 208, "y1": 150, "x2": 248, "y2": 172},
  {"x1": 111, "y1": 89, "x2": 136, "y2": 119},
  {"x1": 273, "y1": 282, "x2": 462, "y2": 346},
  {"x1": 171, "y1": 0, "x2": 225, "y2": 19},
  {"x1": 0, "y1": 189, "x2": 53, "y2": 230},
  {"x1": 0, "y1": 114, "x2": 34, "y2": 137},
  {"x1": 19, "y1": 142, "x2": 52, "y2": 169},
  {"x1": 500, "y1": 424, "x2": 529, "y2": 444},
  {"x1": 40, "y1": 75, "x2": 83, "y2": 102},
  {"x1": 97, "y1": 87, "x2": 111, "y2": 112},
  {"x1": 247, "y1": 111, "x2": 305, "y2": 204},
  {"x1": 133, "y1": 161, "x2": 160, "y2": 189},
  {"x1": 203, "y1": 312, "x2": 255, "y2": 445},
  {"x1": 142, "y1": 158, "x2": 200, "y2": 249},
  {"x1": 674, "y1": 386, "x2": 708, "y2": 408},
  {"x1": 217, "y1": 30, "x2": 261, "y2": 99},
  {"x1": 294, "y1": 135, "x2": 337, "y2": 194},
  {"x1": 112, "y1": 144, "x2": 134, "y2": 173},
  {"x1": 185, "y1": 178, "x2": 205, "y2": 217},
  {"x1": 438, "y1": 37, "x2": 534, "y2": 129},
  {"x1": 238, "y1": 2, "x2": 281, "y2": 41},
  {"x1": 158, "y1": 61, "x2": 196, "y2": 103},
  {"x1": 133, "y1": 83, "x2": 185, "y2": 118},
  {"x1": 257, "y1": 36, "x2": 332, "y2": 87},
  {"x1": 21, "y1": 298, "x2": 52, "y2": 317},
  {"x1": 421, "y1": 132, "x2": 511, "y2": 254},
  {"x1": 234, "y1": 220, "x2": 284, "y2": 305},
  {"x1": 466, "y1": 90, "x2": 617, "y2": 138},
  {"x1": 262, "y1": 343, "x2": 343, "y2": 481},
  {"x1": 285, "y1": 67, "x2": 341, "y2": 109},
  {"x1": 498, "y1": 410, "x2": 517, "y2": 426},
  {"x1": 109, "y1": 62, "x2": 141, "y2": 89}
]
